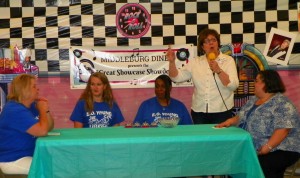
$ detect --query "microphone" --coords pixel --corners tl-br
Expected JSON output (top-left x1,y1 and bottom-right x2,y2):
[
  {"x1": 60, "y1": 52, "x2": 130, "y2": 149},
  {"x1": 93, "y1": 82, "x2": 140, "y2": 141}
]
[
  {"x1": 207, "y1": 52, "x2": 216, "y2": 75},
  {"x1": 207, "y1": 52, "x2": 216, "y2": 61}
]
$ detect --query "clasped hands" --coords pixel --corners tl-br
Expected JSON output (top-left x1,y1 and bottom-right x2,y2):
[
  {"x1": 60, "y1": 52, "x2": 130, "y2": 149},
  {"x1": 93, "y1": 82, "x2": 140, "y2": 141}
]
[{"x1": 36, "y1": 97, "x2": 50, "y2": 113}]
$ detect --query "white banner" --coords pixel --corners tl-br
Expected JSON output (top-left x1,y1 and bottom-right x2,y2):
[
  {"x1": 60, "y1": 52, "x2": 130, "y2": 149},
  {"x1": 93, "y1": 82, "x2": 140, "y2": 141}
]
[{"x1": 70, "y1": 44, "x2": 195, "y2": 89}]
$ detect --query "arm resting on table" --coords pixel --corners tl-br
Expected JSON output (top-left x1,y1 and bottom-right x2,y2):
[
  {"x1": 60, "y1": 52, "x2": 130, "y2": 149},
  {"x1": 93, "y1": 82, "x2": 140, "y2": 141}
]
[{"x1": 215, "y1": 115, "x2": 240, "y2": 128}]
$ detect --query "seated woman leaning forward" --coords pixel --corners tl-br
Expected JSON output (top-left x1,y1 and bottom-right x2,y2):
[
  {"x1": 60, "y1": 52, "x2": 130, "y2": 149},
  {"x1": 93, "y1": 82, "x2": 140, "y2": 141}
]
[
  {"x1": 0, "y1": 74, "x2": 54, "y2": 175},
  {"x1": 70, "y1": 72, "x2": 124, "y2": 128},
  {"x1": 216, "y1": 70, "x2": 300, "y2": 178},
  {"x1": 133, "y1": 74, "x2": 193, "y2": 125}
]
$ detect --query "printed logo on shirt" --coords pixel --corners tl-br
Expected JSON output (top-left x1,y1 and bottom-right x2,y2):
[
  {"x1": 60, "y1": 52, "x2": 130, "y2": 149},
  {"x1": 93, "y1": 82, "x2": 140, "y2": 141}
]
[
  {"x1": 87, "y1": 111, "x2": 112, "y2": 128},
  {"x1": 151, "y1": 112, "x2": 179, "y2": 123},
  {"x1": 161, "y1": 113, "x2": 179, "y2": 118},
  {"x1": 152, "y1": 112, "x2": 162, "y2": 123}
]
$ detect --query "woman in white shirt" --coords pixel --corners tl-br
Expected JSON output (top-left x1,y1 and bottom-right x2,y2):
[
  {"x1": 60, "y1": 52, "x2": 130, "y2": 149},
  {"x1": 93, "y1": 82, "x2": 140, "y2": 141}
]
[{"x1": 166, "y1": 28, "x2": 239, "y2": 124}]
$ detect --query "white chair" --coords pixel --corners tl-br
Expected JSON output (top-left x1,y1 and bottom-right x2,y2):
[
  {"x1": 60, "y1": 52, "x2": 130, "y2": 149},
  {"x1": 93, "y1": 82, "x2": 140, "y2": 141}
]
[
  {"x1": 0, "y1": 168, "x2": 27, "y2": 178},
  {"x1": 285, "y1": 159, "x2": 300, "y2": 178},
  {"x1": 0, "y1": 168, "x2": 5, "y2": 178}
]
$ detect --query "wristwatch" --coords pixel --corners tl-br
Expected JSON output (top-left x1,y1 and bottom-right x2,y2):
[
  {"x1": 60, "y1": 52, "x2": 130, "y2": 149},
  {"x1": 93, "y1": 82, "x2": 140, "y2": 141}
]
[{"x1": 217, "y1": 69, "x2": 223, "y2": 74}]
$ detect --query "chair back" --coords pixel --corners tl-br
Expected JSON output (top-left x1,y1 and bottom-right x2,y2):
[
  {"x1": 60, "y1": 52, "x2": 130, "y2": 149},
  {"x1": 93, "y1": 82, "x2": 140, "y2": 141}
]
[
  {"x1": 285, "y1": 158, "x2": 300, "y2": 178},
  {"x1": 0, "y1": 168, "x2": 27, "y2": 178}
]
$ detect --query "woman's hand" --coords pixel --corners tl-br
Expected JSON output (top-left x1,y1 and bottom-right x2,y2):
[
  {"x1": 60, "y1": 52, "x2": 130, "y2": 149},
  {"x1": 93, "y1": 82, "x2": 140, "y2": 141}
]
[
  {"x1": 209, "y1": 60, "x2": 221, "y2": 74},
  {"x1": 257, "y1": 128, "x2": 291, "y2": 155},
  {"x1": 257, "y1": 145, "x2": 271, "y2": 155},
  {"x1": 215, "y1": 116, "x2": 239, "y2": 128},
  {"x1": 215, "y1": 119, "x2": 232, "y2": 128},
  {"x1": 166, "y1": 45, "x2": 179, "y2": 78},
  {"x1": 166, "y1": 45, "x2": 175, "y2": 63},
  {"x1": 36, "y1": 97, "x2": 49, "y2": 113}
]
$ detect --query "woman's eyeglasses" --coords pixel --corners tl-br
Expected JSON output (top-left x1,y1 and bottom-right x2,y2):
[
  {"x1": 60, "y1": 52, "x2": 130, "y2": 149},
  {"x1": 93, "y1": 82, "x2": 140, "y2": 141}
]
[{"x1": 204, "y1": 38, "x2": 217, "y2": 44}]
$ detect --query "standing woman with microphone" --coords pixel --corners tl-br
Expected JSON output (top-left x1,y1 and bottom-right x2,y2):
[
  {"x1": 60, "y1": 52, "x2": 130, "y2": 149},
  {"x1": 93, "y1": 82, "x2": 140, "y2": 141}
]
[{"x1": 166, "y1": 28, "x2": 239, "y2": 124}]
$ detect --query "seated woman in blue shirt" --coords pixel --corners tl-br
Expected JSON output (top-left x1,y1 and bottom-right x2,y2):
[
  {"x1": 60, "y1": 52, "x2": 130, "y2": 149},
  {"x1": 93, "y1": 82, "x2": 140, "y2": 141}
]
[
  {"x1": 70, "y1": 72, "x2": 124, "y2": 128},
  {"x1": 216, "y1": 70, "x2": 300, "y2": 178},
  {"x1": 133, "y1": 74, "x2": 193, "y2": 125},
  {"x1": 0, "y1": 74, "x2": 54, "y2": 175}
]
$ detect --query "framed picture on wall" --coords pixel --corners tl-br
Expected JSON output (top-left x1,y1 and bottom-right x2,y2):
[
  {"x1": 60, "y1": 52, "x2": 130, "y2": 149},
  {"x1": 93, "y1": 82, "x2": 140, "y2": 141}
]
[{"x1": 263, "y1": 27, "x2": 297, "y2": 66}]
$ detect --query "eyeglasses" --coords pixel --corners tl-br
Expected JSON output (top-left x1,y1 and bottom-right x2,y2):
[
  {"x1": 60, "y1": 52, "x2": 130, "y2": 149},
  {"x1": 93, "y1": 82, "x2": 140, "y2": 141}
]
[{"x1": 204, "y1": 38, "x2": 217, "y2": 44}]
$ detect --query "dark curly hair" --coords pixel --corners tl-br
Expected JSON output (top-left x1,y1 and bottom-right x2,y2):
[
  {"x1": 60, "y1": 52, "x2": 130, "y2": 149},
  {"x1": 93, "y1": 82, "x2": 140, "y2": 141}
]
[{"x1": 258, "y1": 70, "x2": 286, "y2": 93}]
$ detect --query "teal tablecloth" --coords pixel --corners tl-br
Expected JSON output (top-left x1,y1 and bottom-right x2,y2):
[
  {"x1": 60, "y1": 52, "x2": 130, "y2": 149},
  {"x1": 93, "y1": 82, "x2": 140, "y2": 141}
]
[{"x1": 28, "y1": 124, "x2": 264, "y2": 178}]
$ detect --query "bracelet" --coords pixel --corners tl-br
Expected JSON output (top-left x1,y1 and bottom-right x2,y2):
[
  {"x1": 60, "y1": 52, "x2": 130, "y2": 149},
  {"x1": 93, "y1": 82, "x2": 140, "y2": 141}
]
[
  {"x1": 217, "y1": 69, "x2": 223, "y2": 74},
  {"x1": 265, "y1": 143, "x2": 273, "y2": 150}
]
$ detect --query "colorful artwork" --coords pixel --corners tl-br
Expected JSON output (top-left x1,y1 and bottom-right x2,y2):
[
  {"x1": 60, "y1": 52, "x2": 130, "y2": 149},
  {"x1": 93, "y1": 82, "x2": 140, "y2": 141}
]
[
  {"x1": 0, "y1": 46, "x2": 38, "y2": 75},
  {"x1": 221, "y1": 43, "x2": 269, "y2": 113}
]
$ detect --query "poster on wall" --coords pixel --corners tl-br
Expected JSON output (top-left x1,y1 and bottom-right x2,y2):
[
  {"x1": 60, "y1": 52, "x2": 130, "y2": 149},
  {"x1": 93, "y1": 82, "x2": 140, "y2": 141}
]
[
  {"x1": 70, "y1": 44, "x2": 194, "y2": 89},
  {"x1": 263, "y1": 28, "x2": 297, "y2": 66}
]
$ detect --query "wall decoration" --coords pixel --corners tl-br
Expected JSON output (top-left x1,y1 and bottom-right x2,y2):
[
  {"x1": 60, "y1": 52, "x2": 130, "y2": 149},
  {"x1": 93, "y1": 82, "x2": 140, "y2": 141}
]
[
  {"x1": 70, "y1": 44, "x2": 194, "y2": 89},
  {"x1": 0, "y1": 46, "x2": 38, "y2": 75},
  {"x1": 263, "y1": 28, "x2": 297, "y2": 66},
  {"x1": 221, "y1": 43, "x2": 269, "y2": 114},
  {"x1": 116, "y1": 3, "x2": 151, "y2": 39},
  {"x1": 0, "y1": 1, "x2": 299, "y2": 75}
]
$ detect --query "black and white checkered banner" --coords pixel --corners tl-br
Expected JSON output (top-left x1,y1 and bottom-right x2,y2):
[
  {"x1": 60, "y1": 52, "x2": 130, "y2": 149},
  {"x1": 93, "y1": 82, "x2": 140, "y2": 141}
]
[{"x1": 0, "y1": 0, "x2": 299, "y2": 75}]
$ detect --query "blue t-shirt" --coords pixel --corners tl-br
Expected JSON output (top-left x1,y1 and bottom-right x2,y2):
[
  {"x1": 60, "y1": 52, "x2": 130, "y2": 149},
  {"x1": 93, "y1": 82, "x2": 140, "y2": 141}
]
[
  {"x1": 70, "y1": 100, "x2": 124, "y2": 128},
  {"x1": 134, "y1": 97, "x2": 193, "y2": 125},
  {"x1": 0, "y1": 101, "x2": 39, "y2": 162}
]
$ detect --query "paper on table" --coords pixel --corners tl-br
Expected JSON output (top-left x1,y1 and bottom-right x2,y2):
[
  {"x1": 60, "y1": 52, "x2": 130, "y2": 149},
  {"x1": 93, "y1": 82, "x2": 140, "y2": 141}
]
[
  {"x1": 47, "y1": 132, "x2": 61, "y2": 136},
  {"x1": 212, "y1": 126, "x2": 226, "y2": 129}
]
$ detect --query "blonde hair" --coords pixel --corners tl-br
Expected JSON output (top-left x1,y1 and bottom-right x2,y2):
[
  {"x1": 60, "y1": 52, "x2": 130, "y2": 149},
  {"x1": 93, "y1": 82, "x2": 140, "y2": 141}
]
[
  {"x1": 7, "y1": 74, "x2": 36, "y2": 102},
  {"x1": 79, "y1": 72, "x2": 114, "y2": 113}
]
